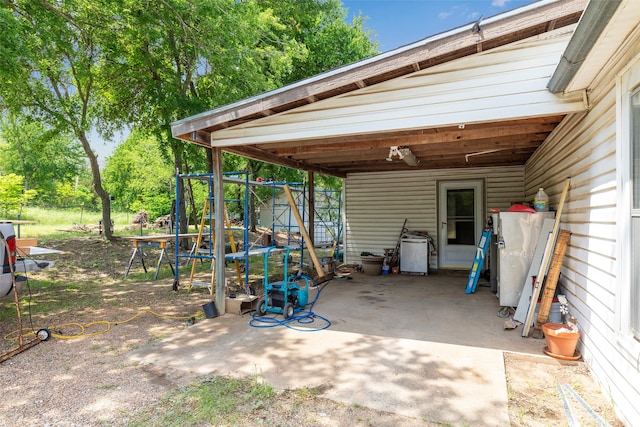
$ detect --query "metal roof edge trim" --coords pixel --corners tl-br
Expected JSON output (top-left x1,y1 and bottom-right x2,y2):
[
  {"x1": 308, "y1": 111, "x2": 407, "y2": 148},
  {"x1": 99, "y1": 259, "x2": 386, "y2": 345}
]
[{"x1": 547, "y1": 0, "x2": 623, "y2": 93}]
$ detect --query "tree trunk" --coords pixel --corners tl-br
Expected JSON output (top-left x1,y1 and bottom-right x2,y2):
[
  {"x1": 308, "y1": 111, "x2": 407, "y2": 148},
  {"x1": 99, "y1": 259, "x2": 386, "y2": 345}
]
[
  {"x1": 174, "y1": 148, "x2": 189, "y2": 249},
  {"x1": 77, "y1": 131, "x2": 112, "y2": 240},
  {"x1": 184, "y1": 161, "x2": 199, "y2": 230},
  {"x1": 246, "y1": 160, "x2": 263, "y2": 232},
  {"x1": 207, "y1": 148, "x2": 213, "y2": 174}
]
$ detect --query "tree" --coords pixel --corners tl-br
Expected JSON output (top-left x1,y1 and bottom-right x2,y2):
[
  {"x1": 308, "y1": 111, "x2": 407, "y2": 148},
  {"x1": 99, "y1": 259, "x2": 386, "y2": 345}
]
[
  {"x1": 0, "y1": 173, "x2": 37, "y2": 216},
  {"x1": 54, "y1": 181, "x2": 94, "y2": 209},
  {"x1": 103, "y1": 129, "x2": 174, "y2": 220},
  {"x1": 0, "y1": 1, "x2": 375, "y2": 237},
  {"x1": 263, "y1": 0, "x2": 378, "y2": 84},
  {"x1": 96, "y1": 0, "x2": 310, "y2": 235},
  {"x1": 0, "y1": 114, "x2": 87, "y2": 205},
  {"x1": 98, "y1": 0, "x2": 377, "y2": 225},
  {"x1": 0, "y1": 1, "x2": 116, "y2": 238}
]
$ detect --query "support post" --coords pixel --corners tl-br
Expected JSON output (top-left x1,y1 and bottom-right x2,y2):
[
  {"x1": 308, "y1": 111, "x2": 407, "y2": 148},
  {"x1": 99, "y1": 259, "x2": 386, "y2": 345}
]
[
  {"x1": 212, "y1": 147, "x2": 226, "y2": 315},
  {"x1": 308, "y1": 171, "x2": 315, "y2": 248}
]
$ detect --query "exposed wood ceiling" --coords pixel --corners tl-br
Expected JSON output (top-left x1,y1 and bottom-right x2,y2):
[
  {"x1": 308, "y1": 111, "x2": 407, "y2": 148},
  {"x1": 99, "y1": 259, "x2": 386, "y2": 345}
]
[
  {"x1": 172, "y1": 0, "x2": 587, "y2": 178},
  {"x1": 223, "y1": 115, "x2": 566, "y2": 177}
]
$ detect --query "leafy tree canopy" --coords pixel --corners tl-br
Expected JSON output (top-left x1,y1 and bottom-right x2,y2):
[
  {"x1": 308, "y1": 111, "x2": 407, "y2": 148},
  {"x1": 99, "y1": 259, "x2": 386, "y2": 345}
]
[
  {"x1": 103, "y1": 129, "x2": 175, "y2": 219},
  {"x1": 0, "y1": 0, "x2": 120, "y2": 237},
  {"x1": 0, "y1": 1, "x2": 376, "y2": 230},
  {"x1": 0, "y1": 173, "x2": 37, "y2": 215},
  {"x1": 0, "y1": 114, "x2": 87, "y2": 205}
]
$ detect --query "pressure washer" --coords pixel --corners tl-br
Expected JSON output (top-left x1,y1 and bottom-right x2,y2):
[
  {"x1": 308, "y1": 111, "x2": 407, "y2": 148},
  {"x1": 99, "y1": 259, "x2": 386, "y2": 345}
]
[{"x1": 254, "y1": 246, "x2": 309, "y2": 319}]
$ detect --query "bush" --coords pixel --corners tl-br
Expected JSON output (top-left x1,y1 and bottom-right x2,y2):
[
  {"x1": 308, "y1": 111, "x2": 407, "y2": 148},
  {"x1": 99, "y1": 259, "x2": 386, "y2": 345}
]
[
  {"x1": 130, "y1": 193, "x2": 173, "y2": 221},
  {"x1": 0, "y1": 173, "x2": 37, "y2": 215}
]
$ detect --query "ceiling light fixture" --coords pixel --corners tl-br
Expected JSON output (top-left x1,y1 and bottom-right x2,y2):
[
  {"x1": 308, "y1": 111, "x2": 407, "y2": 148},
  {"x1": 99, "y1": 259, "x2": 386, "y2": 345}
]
[
  {"x1": 386, "y1": 146, "x2": 419, "y2": 166},
  {"x1": 398, "y1": 147, "x2": 419, "y2": 166}
]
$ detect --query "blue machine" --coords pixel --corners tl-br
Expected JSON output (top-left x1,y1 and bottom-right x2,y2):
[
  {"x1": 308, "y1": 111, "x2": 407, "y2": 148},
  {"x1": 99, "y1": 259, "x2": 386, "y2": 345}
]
[{"x1": 255, "y1": 246, "x2": 309, "y2": 319}]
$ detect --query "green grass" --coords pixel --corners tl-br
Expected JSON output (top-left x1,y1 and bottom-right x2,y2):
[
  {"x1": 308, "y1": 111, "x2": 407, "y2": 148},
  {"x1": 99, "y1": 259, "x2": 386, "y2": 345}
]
[
  {"x1": 9, "y1": 206, "x2": 133, "y2": 239},
  {"x1": 129, "y1": 375, "x2": 276, "y2": 426},
  {"x1": 0, "y1": 276, "x2": 104, "y2": 324}
]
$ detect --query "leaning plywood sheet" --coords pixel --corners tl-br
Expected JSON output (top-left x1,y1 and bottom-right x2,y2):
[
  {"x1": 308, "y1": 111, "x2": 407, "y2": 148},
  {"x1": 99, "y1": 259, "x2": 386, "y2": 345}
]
[{"x1": 514, "y1": 218, "x2": 555, "y2": 324}]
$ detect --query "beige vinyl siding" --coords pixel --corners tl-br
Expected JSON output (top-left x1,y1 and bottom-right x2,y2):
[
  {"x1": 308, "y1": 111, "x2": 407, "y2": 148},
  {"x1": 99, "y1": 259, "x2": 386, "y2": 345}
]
[
  {"x1": 210, "y1": 28, "x2": 584, "y2": 147},
  {"x1": 525, "y1": 44, "x2": 640, "y2": 424},
  {"x1": 344, "y1": 166, "x2": 524, "y2": 267}
]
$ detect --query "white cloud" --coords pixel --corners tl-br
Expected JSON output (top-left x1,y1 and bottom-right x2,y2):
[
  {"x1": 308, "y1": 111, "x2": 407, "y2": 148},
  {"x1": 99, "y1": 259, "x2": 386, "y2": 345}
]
[
  {"x1": 492, "y1": 0, "x2": 509, "y2": 6},
  {"x1": 467, "y1": 11, "x2": 481, "y2": 20}
]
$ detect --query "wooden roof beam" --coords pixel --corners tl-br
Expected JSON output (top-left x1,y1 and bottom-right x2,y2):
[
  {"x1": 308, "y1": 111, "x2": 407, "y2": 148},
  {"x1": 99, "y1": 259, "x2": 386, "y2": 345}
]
[
  {"x1": 184, "y1": 130, "x2": 210, "y2": 148},
  {"x1": 291, "y1": 138, "x2": 545, "y2": 162},
  {"x1": 225, "y1": 145, "x2": 347, "y2": 178},
  {"x1": 270, "y1": 123, "x2": 558, "y2": 156}
]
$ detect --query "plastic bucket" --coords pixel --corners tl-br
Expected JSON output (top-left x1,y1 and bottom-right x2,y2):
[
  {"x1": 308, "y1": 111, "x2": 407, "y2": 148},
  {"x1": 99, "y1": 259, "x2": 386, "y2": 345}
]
[
  {"x1": 202, "y1": 301, "x2": 219, "y2": 318},
  {"x1": 534, "y1": 301, "x2": 562, "y2": 324}
]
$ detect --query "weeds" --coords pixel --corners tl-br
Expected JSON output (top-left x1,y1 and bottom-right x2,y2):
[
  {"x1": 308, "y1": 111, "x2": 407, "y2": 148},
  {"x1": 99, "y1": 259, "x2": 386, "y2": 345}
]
[{"x1": 129, "y1": 375, "x2": 275, "y2": 426}]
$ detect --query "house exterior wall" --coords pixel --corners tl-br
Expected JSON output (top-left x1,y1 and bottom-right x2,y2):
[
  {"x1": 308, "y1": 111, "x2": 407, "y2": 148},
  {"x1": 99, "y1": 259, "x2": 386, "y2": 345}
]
[
  {"x1": 343, "y1": 166, "x2": 525, "y2": 267},
  {"x1": 525, "y1": 36, "x2": 640, "y2": 427}
]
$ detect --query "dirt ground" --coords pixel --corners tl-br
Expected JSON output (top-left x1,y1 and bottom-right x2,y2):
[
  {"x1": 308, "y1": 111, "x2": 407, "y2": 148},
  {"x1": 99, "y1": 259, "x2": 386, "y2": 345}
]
[{"x1": 0, "y1": 236, "x2": 624, "y2": 426}]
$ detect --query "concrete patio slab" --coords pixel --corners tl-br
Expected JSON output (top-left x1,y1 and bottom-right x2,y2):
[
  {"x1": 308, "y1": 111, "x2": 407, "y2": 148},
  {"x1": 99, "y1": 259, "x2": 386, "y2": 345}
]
[{"x1": 130, "y1": 272, "x2": 546, "y2": 425}]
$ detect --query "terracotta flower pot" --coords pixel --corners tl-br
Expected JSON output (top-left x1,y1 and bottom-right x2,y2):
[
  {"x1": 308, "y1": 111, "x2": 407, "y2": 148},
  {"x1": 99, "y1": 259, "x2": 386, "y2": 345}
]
[{"x1": 542, "y1": 323, "x2": 580, "y2": 357}]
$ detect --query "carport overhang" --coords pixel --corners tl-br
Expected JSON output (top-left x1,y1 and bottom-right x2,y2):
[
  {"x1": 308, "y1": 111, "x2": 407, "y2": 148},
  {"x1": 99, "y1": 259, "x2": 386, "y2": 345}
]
[
  {"x1": 171, "y1": 0, "x2": 590, "y2": 178},
  {"x1": 170, "y1": 0, "x2": 605, "y2": 314}
]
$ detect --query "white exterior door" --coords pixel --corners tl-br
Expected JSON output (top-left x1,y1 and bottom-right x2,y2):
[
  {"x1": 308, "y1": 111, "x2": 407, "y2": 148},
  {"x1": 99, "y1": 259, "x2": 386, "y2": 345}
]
[{"x1": 438, "y1": 180, "x2": 484, "y2": 269}]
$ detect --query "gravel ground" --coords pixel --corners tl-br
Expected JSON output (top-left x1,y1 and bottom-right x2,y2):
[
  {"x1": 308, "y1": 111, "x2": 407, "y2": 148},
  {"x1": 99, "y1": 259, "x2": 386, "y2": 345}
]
[
  {"x1": 1, "y1": 331, "x2": 177, "y2": 426},
  {"x1": 1, "y1": 236, "x2": 212, "y2": 425},
  {"x1": 0, "y1": 236, "x2": 624, "y2": 426}
]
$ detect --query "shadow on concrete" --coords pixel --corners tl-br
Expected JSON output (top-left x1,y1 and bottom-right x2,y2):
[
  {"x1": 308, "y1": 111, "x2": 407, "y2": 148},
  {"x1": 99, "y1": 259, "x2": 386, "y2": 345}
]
[{"x1": 129, "y1": 272, "x2": 545, "y2": 424}]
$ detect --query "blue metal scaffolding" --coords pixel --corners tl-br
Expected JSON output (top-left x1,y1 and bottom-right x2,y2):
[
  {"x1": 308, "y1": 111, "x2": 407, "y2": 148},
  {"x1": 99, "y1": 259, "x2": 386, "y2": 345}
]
[{"x1": 172, "y1": 171, "x2": 343, "y2": 291}]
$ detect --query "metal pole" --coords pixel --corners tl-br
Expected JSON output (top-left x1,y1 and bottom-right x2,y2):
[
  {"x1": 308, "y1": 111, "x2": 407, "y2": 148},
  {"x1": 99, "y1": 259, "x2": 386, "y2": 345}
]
[
  {"x1": 243, "y1": 171, "x2": 249, "y2": 285},
  {"x1": 174, "y1": 170, "x2": 180, "y2": 288}
]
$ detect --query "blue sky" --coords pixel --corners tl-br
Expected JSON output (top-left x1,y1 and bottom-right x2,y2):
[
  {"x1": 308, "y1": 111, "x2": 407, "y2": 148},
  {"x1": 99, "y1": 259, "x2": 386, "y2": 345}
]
[{"x1": 342, "y1": 0, "x2": 535, "y2": 52}]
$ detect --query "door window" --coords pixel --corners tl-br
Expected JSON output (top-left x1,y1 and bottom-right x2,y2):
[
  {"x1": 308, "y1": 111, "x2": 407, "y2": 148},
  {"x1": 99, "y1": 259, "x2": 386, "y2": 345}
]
[{"x1": 446, "y1": 189, "x2": 476, "y2": 245}]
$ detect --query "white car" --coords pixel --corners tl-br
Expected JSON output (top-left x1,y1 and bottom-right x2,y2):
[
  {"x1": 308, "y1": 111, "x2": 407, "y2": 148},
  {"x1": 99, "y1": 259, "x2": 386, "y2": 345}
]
[{"x1": 1, "y1": 222, "x2": 55, "y2": 298}]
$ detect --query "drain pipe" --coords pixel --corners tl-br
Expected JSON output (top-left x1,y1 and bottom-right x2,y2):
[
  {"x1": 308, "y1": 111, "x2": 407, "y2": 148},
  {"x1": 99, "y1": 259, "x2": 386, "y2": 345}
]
[{"x1": 547, "y1": 0, "x2": 622, "y2": 94}]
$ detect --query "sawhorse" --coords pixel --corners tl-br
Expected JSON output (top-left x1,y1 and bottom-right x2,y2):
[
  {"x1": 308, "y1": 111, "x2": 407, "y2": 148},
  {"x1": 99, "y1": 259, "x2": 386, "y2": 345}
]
[
  {"x1": 123, "y1": 234, "x2": 198, "y2": 280},
  {"x1": 124, "y1": 240, "x2": 175, "y2": 280}
]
